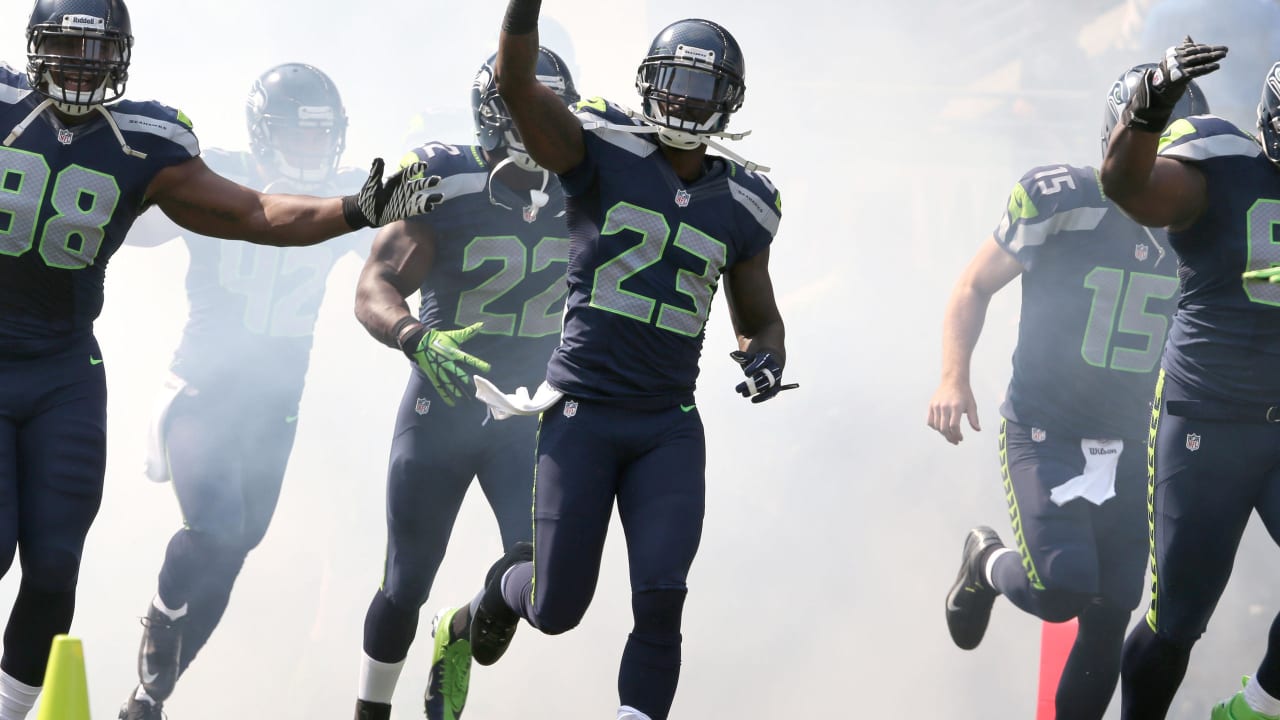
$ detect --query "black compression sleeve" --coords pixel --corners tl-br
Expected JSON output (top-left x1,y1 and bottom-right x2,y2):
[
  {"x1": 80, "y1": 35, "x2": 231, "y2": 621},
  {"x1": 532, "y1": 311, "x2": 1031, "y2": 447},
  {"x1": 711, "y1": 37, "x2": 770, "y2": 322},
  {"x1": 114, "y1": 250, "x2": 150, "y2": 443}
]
[{"x1": 502, "y1": 0, "x2": 542, "y2": 34}]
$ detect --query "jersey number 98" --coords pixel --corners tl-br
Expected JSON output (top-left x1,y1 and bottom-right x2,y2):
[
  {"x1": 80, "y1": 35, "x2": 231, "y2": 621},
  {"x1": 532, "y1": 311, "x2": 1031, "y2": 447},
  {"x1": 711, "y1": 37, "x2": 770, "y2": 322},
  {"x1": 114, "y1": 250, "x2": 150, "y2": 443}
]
[{"x1": 0, "y1": 147, "x2": 121, "y2": 269}]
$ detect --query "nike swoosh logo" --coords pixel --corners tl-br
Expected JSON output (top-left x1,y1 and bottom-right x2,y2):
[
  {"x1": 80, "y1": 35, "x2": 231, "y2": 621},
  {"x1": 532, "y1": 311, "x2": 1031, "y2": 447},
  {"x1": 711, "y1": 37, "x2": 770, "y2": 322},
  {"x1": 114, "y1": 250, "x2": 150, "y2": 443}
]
[
  {"x1": 89, "y1": 356, "x2": 104, "y2": 366},
  {"x1": 140, "y1": 656, "x2": 158, "y2": 685},
  {"x1": 680, "y1": 404, "x2": 696, "y2": 413}
]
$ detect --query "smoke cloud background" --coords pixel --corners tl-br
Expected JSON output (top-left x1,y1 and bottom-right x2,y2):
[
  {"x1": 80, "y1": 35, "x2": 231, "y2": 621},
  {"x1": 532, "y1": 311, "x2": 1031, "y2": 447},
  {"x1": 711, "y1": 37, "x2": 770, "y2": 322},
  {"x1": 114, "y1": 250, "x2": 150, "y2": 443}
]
[{"x1": 0, "y1": 1, "x2": 1276, "y2": 717}]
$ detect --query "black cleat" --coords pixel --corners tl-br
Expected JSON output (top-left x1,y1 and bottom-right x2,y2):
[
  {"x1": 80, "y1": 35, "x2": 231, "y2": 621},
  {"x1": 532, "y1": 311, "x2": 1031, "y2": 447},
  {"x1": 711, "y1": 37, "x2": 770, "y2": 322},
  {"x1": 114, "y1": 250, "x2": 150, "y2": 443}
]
[
  {"x1": 945, "y1": 526, "x2": 1004, "y2": 650},
  {"x1": 118, "y1": 693, "x2": 165, "y2": 720},
  {"x1": 470, "y1": 541, "x2": 533, "y2": 666},
  {"x1": 353, "y1": 699, "x2": 392, "y2": 720},
  {"x1": 136, "y1": 603, "x2": 185, "y2": 700}
]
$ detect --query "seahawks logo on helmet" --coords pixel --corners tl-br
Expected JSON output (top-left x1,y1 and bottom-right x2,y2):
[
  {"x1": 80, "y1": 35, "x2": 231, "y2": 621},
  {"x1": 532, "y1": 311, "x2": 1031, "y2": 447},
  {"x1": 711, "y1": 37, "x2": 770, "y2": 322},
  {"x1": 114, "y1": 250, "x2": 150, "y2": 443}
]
[
  {"x1": 471, "y1": 47, "x2": 579, "y2": 172},
  {"x1": 1101, "y1": 62, "x2": 1210, "y2": 156}
]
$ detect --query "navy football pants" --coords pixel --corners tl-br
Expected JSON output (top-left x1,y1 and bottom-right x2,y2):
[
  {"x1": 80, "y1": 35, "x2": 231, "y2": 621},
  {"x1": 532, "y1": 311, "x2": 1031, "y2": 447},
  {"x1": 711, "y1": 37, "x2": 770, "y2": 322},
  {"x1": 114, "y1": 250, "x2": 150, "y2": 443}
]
[
  {"x1": 362, "y1": 370, "x2": 535, "y2": 664},
  {"x1": 0, "y1": 337, "x2": 107, "y2": 686},
  {"x1": 153, "y1": 383, "x2": 298, "y2": 676},
  {"x1": 502, "y1": 397, "x2": 706, "y2": 720},
  {"x1": 1121, "y1": 372, "x2": 1280, "y2": 719}
]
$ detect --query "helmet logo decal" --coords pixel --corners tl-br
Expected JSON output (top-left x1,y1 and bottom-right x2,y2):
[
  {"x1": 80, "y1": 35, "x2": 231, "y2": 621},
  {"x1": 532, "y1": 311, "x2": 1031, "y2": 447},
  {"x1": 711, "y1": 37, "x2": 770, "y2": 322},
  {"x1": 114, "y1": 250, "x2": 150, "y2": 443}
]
[
  {"x1": 675, "y1": 189, "x2": 691, "y2": 207},
  {"x1": 297, "y1": 106, "x2": 334, "y2": 123},
  {"x1": 61, "y1": 14, "x2": 106, "y2": 31},
  {"x1": 675, "y1": 44, "x2": 716, "y2": 64}
]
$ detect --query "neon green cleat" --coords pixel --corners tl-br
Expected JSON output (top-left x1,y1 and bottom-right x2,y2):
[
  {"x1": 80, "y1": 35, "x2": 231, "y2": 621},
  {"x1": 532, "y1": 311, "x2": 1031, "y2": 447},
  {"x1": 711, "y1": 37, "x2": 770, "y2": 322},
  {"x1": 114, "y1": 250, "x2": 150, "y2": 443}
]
[
  {"x1": 424, "y1": 606, "x2": 472, "y2": 720},
  {"x1": 1212, "y1": 678, "x2": 1280, "y2": 720}
]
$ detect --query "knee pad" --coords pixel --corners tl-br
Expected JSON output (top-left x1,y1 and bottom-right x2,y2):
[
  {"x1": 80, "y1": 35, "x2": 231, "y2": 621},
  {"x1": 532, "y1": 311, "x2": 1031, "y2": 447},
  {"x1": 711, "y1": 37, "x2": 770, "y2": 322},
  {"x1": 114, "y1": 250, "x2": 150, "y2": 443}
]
[
  {"x1": 632, "y1": 588, "x2": 686, "y2": 637},
  {"x1": 19, "y1": 547, "x2": 81, "y2": 592}
]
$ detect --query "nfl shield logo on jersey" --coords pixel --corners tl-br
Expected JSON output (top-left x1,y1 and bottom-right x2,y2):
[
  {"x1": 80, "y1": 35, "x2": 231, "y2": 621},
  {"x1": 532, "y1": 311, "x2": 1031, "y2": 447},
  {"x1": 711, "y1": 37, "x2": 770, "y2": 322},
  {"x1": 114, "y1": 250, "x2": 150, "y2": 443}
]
[
  {"x1": 674, "y1": 189, "x2": 691, "y2": 207},
  {"x1": 563, "y1": 399, "x2": 579, "y2": 418},
  {"x1": 1135, "y1": 244, "x2": 1149, "y2": 261},
  {"x1": 1031, "y1": 427, "x2": 1047, "y2": 442},
  {"x1": 523, "y1": 204, "x2": 539, "y2": 223},
  {"x1": 56, "y1": 128, "x2": 73, "y2": 145},
  {"x1": 415, "y1": 397, "x2": 431, "y2": 415},
  {"x1": 1186, "y1": 433, "x2": 1201, "y2": 451}
]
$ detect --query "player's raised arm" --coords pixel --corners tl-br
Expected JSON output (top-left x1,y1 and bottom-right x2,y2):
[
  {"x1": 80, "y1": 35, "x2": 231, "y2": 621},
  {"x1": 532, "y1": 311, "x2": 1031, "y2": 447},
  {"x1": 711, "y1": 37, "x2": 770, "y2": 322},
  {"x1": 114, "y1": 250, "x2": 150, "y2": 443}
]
[
  {"x1": 355, "y1": 220, "x2": 436, "y2": 349},
  {"x1": 927, "y1": 237, "x2": 1023, "y2": 445},
  {"x1": 1100, "y1": 37, "x2": 1224, "y2": 228},
  {"x1": 145, "y1": 156, "x2": 441, "y2": 247},
  {"x1": 497, "y1": 0, "x2": 584, "y2": 174}
]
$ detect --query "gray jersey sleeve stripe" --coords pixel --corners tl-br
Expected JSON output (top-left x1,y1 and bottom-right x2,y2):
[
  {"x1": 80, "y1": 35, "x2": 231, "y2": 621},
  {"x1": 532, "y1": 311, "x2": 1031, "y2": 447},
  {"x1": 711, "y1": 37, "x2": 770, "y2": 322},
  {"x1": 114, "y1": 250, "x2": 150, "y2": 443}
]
[
  {"x1": 433, "y1": 171, "x2": 488, "y2": 203},
  {"x1": 108, "y1": 111, "x2": 199, "y2": 156},
  {"x1": 1005, "y1": 205, "x2": 1108, "y2": 254},
  {"x1": 729, "y1": 179, "x2": 780, "y2": 237},
  {"x1": 1162, "y1": 134, "x2": 1263, "y2": 161}
]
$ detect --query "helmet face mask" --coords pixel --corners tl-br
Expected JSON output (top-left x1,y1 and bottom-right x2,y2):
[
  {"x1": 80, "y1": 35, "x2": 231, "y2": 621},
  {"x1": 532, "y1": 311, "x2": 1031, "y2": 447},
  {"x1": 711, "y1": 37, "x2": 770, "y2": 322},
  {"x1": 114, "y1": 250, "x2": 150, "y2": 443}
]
[
  {"x1": 26, "y1": 0, "x2": 132, "y2": 116},
  {"x1": 1101, "y1": 62, "x2": 1209, "y2": 157},
  {"x1": 636, "y1": 20, "x2": 746, "y2": 145},
  {"x1": 1258, "y1": 62, "x2": 1280, "y2": 166},
  {"x1": 472, "y1": 47, "x2": 579, "y2": 172},
  {"x1": 246, "y1": 63, "x2": 347, "y2": 185}
]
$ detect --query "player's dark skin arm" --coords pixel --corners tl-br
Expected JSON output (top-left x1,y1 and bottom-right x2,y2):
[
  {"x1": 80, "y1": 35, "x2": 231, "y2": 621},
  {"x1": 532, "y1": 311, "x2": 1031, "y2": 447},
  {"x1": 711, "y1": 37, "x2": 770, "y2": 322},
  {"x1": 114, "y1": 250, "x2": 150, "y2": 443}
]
[
  {"x1": 144, "y1": 156, "x2": 355, "y2": 247},
  {"x1": 927, "y1": 237, "x2": 1023, "y2": 445},
  {"x1": 496, "y1": 26, "x2": 584, "y2": 174},
  {"x1": 724, "y1": 248, "x2": 786, "y2": 364},
  {"x1": 354, "y1": 219, "x2": 437, "y2": 349},
  {"x1": 1100, "y1": 123, "x2": 1208, "y2": 230}
]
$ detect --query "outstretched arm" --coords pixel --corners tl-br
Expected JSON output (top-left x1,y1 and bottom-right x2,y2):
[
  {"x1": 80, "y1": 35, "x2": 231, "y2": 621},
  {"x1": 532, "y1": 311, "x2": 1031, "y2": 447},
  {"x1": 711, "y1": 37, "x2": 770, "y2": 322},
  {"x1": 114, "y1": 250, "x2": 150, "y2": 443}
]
[
  {"x1": 496, "y1": 0, "x2": 584, "y2": 174},
  {"x1": 146, "y1": 157, "x2": 438, "y2": 247},
  {"x1": 926, "y1": 237, "x2": 1022, "y2": 445}
]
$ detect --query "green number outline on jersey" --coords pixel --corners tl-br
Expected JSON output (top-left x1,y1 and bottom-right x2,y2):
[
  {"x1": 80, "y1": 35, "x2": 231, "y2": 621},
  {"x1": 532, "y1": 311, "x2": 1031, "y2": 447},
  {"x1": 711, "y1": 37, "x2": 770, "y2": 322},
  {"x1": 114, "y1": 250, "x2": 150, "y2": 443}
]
[
  {"x1": 590, "y1": 203, "x2": 727, "y2": 337},
  {"x1": 1244, "y1": 198, "x2": 1280, "y2": 306},
  {"x1": 455, "y1": 235, "x2": 571, "y2": 338},
  {"x1": 0, "y1": 147, "x2": 120, "y2": 268},
  {"x1": 1081, "y1": 266, "x2": 1179, "y2": 373}
]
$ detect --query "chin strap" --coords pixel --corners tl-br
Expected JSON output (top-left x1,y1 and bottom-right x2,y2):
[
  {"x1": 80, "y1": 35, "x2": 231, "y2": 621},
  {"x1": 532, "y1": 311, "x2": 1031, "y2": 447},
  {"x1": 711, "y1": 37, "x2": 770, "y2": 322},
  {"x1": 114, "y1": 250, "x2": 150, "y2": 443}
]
[
  {"x1": 489, "y1": 155, "x2": 551, "y2": 221},
  {"x1": 3, "y1": 98, "x2": 147, "y2": 159},
  {"x1": 3, "y1": 98, "x2": 52, "y2": 147},
  {"x1": 580, "y1": 106, "x2": 771, "y2": 173}
]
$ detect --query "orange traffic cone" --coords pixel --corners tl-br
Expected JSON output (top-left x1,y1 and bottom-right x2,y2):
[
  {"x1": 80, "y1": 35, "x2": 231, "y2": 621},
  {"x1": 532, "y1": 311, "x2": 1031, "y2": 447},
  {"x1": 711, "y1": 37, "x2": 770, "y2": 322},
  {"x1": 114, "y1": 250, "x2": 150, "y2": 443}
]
[{"x1": 36, "y1": 635, "x2": 90, "y2": 720}]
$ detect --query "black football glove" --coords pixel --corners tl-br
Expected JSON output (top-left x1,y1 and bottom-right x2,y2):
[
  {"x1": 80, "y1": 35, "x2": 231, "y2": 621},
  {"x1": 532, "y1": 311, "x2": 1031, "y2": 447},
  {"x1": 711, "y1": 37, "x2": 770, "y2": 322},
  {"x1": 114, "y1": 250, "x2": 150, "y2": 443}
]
[
  {"x1": 342, "y1": 158, "x2": 443, "y2": 229},
  {"x1": 730, "y1": 350, "x2": 799, "y2": 404},
  {"x1": 1122, "y1": 36, "x2": 1227, "y2": 132}
]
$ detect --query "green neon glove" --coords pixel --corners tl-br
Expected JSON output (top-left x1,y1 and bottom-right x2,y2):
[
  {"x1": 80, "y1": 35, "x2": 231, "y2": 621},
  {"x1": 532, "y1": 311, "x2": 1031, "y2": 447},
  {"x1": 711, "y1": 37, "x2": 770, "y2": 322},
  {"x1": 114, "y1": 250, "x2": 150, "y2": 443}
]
[
  {"x1": 1243, "y1": 266, "x2": 1280, "y2": 284},
  {"x1": 398, "y1": 322, "x2": 492, "y2": 406}
]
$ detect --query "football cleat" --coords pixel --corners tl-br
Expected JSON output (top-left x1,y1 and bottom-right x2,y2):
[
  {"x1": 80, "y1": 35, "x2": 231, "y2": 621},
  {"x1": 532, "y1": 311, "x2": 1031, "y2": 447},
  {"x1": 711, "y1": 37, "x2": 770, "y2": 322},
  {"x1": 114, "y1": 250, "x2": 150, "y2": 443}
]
[
  {"x1": 118, "y1": 694, "x2": 164, "y2": 720},
  {"x1": 425, "y1": 606, "x2": 473, "y2": 720},
  {"x1": 470, "y1": 541, "x2": 533, "y2": 666},
  {"x1": 944, "y1": 526, "x2": 1004, "y2": 651},
  {"x1": 353, "y1": 699, "x2": 392, "y2": 720},
  {"x1": 136, "y1": 603, "x2": 184, "y2": 700},
  {"x1": 1213, "y1": 678, "x2": 1280, "y2": 720}
]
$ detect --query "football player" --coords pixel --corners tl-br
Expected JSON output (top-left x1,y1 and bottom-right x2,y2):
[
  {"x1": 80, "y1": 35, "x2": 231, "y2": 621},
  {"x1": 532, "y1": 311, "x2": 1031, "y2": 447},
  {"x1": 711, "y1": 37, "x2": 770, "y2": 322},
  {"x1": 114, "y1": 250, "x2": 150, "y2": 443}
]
[
  {"x1": 0, "y1": 1, "x2": 437, "y2": 717},
  {"x1": 350, "y1": 48, "x2": 579, "y2": 720},
  {"x1": 928, "y1": 66, "x2": 1208, "y2": 720},
  {"x1": 430, "y1": 4, "x2": 794, "y2": 720},
  {"x1": 117, "y1": 63, "x2": 374, "y2": 720},
  {"x1": 1100, "y1": 38, "x2": 1280, "y2": 720}
]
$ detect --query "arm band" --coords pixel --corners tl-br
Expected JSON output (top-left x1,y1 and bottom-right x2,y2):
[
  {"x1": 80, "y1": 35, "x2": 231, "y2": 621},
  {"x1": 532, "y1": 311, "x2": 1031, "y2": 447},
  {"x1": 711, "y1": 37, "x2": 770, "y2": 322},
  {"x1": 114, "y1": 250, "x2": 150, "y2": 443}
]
[{"x1": 502, "y1": 0, "x2": 542, "y2": 34}]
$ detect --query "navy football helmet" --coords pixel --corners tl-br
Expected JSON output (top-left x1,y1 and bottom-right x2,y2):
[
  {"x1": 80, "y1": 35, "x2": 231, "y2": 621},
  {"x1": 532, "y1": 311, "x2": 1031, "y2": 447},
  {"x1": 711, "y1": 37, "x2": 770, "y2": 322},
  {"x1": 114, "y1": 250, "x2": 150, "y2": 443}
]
[
  {"x1": 1258, "y1": 62, "x2": 1280, "y2": 165},
  {"x1": 246, "y1": 63, "x2": 347, "y2": 184},
  {"x1": 472, "y1": 47, "x2": 578, "y2": 171},
  {"x1": 636, "y1": 18, "x2": 746, "y2": 149},
  {"x1": 25, "y1": 0, "x2": 132, "y2": 116},
  {"x1": 1102, "y1": 62, "x2": 1209, "y2": 155}
]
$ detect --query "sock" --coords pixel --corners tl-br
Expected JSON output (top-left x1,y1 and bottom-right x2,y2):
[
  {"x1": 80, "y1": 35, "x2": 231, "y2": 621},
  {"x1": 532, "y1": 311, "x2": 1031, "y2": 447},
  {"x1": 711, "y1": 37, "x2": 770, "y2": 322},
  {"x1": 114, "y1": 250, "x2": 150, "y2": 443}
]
[
  {"x1": 0, "y1": 671, "x2": 39, "y2": 720},
  {"x1": 618, "y1": 706, "x2": 653, "y2": 720},
  {"x1": 152, "y1": 594, "x2": 188, "y2": 621},
  {"x1": 984, "y1": 548, "x2": 1016, "y2": 589},
  {"x1": 357, "y1": 652, "x2": 406, "y2": 704},
  {"x1": 1247, "y1": 676, "x2": 1280, "y2": 717}
]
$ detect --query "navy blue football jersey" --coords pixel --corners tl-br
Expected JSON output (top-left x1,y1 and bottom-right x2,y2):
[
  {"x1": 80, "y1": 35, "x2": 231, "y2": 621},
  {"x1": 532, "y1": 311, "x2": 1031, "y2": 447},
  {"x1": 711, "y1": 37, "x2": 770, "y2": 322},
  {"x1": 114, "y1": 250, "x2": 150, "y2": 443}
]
[
  {"x1": 548, "y1": 98, "x2": 781, "y2": 405},
  {"x1": 995, "y1": 164, "x2": 1179, "y2": 440},
  {"x1": 0, "y1": 63, "x2": 199, "y2": 357},
  {"x1": 1156, "y1": 115, "x2": 1280, "y2": 402},
  {"x1": 167, "y1": 149, "x2": 367, "y2": 390},
  {"x1": 401, "y1": 141, "x2": 570, "y2": 395}
]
